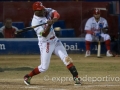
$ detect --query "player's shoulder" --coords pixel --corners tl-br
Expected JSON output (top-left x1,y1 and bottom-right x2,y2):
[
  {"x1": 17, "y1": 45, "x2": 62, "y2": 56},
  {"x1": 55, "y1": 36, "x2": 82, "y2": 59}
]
[
  {"x1": 45, "y1": 8, "x2": 54, "y2": 12},
  {"x1": 100, "y1": 17, "x2": 107, "y2": 21},
  {"x1": 32, "y1": 16, "x2": 45, "y2": 26},
  {"x1": 0, "y1": 26, "x2": 5, "y2": 30},
  {"x1": 12, "y1": 26, "x2": 19, "y2": 31},
  {"x1": 32, "y1": 14, "x2": 43, "y2": 22},
  {"x1": 87, "y1": 17, "x2": 94, "y2": 22}
]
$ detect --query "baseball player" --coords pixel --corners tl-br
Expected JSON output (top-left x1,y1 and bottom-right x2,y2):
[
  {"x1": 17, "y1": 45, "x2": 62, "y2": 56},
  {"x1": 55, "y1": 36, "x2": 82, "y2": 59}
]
[
  {"x1": 84, "y1": 8, "x2": 113, "y2": 57},
  {"x1": 0, "y1": 18, "x2": 19, "y2": 38},
  {"x1": 24, "y1": 1, "x2": 81, "y2": 85}
]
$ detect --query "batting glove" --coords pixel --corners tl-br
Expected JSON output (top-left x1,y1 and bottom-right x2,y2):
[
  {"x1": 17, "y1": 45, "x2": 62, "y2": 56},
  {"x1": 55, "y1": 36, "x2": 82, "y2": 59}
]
[{"x1": 95, "y1": 33, "x2": 101, "y2": 37}]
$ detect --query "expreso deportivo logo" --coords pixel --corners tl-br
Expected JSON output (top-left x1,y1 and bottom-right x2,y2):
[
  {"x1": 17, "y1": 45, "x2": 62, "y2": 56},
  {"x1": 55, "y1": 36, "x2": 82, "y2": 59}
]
[
  {"x1": 43, "y1": 75, "x2": 120, "y2": 83},
  {"x1": 44, "y1": 75, "x2": 73, "y2": 83},
  {"x1": 80, "y1": 75, "x2": 120, "y2": 83}
]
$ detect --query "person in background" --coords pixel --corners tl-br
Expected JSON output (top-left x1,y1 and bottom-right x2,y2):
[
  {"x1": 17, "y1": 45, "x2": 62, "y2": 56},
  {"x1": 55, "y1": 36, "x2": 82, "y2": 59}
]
[
  {"x1": 0, "y1": 18, "x2": 18, "y2": 38},
  {"x1": 84, "y1": 8, "x2": 113, "y2": 57}
]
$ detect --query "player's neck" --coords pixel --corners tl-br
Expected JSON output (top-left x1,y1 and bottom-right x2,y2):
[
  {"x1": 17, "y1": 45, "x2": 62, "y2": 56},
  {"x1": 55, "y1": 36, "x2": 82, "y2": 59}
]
[{"x1": 95, "y1": 18, "x2": 100, "y2": 23}]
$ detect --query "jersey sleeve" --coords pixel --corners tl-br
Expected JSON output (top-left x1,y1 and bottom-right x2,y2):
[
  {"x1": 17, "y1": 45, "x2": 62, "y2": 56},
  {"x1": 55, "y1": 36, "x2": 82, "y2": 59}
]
[
  {"x1": 103, "y1": 19, "x2": 108, "y2": 28},
  {"x1": 45, "y1": 8, "x2": 60, "y2": 19},
  {"x1": 84, "y1": 19, "x2": 92, "y2": 31},
  {"x1": 0, "y1": 27, "x2": 2, "y2": 33},
  {"x1": 0, "y1": 26, "x2": 4, "y2": 34},
  {"x1": 12, "y1": 26, "x2": 19, "y2": 31},
  {"x1": 31, "y1": 19, "x2": 45, "y2": 37},
  {"x1": 51, "y1": 11, "x2": 60, "y2": 19}
]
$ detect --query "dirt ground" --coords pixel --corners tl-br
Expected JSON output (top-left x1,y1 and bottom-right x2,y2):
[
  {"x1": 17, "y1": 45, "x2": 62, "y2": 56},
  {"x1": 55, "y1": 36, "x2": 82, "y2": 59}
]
[{"x1": 0, "y1": 54, "x2": 120, "y2": 90}]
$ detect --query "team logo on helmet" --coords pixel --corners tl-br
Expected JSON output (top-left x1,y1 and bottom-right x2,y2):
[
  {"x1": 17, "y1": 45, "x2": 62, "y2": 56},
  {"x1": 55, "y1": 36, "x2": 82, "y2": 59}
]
[
  {"x1": 33, "y1": 1, "x2": 45, "y2": 11},
  {"x1": 93, "y1": 8, "x2": 100, "y2": 15}
]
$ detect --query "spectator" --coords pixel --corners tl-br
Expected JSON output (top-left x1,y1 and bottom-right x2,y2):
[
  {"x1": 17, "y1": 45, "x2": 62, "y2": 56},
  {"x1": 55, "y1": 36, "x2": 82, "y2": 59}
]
[
  {"x1": 0, "y1": 18, "x2": 19, "y2": 38},
  {"x1": 84, "y1": 8, "x2": 113, "y2": 57}
]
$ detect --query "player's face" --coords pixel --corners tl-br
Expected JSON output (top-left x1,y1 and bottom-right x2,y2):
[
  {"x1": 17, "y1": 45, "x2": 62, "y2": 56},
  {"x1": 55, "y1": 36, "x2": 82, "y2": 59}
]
[
  {"x1": 35, "y1": 9, "x2": 46, "y2": 17},
  {"x1": 93, "y1": 14, "x2": 100, "y2": 20},
  {"x1": 5, "y1": 19, "x2": 12, "y2": 28}
]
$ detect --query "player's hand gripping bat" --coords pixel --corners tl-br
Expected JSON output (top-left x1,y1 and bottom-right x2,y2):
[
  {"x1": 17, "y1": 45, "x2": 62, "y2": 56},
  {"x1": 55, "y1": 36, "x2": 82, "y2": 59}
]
[
  {"x1": 15, "y1": 23, "x2": 47, "y2": 35},
  {"x1": 97, "y1": 23, "x2": 103, "y2": 58}
]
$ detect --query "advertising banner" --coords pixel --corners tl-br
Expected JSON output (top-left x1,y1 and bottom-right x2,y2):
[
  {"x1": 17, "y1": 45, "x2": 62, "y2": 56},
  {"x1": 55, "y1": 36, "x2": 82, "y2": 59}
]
[{"x1": 0, "y1": 38, "x2": 106, "y2": 54}]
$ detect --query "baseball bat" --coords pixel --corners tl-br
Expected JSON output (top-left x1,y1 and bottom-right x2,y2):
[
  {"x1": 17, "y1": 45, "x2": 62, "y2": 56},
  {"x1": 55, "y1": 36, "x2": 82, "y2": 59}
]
[
  {"x1": 97, "y1": 23, "x2": 102, "y2": 58},
  {"x1": 15, "y1": 23, "x2": 47, "y2": 35},
  {"x1": 97, "y1": 40, "x2": 101, "y2": 57}
]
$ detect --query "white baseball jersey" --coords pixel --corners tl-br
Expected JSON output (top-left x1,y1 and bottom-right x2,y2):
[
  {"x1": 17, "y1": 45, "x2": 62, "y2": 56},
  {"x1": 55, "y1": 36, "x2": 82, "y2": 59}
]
[
  {"x1": 32, "y1": 8, "x2": 56, "y2": 43},
  {"x1": 85, "y1": 17, "x2": 108, "y2": 34},
  {"x1": 84, "y1": 17, "x2": 111, "y2": 41},
  {"x1": 0, "y1": 26, "x2": 19, "y2": 34},
  {"x1": 31, "y1": 8, "x2": 68, "y2": 73}
]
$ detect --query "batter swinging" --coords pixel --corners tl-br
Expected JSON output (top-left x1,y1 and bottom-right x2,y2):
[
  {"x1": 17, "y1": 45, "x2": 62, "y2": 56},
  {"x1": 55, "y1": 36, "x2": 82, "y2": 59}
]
[{"x1": 24, "y1": 1, "x2": 81, "y2": 85}]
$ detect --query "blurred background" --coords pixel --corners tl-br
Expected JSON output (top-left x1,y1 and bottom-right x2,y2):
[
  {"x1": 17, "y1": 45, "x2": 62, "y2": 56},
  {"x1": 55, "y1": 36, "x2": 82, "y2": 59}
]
[
  {"x1": 0, "y1": 0, "x2": 119, "y2": 54},
  {"x1": 0, "y1": 0, "x2": 119, "y2": 38}
]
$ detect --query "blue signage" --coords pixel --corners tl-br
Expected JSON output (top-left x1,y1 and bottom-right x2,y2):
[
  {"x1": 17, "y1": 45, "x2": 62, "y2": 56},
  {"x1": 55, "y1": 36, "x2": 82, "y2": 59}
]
[{"x1": 0, "y1": 38, "x2": 106, "y2": 54}]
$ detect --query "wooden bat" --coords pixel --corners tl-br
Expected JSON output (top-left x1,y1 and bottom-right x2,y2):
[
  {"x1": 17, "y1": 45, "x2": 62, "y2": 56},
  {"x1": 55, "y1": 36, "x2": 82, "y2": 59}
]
[
  {"x1": 15, "y1": 23, "x2": 47, "y2": 35},
  {"x1": 97, "y1": 23, "x2": 102, "y2": 58},
  {"x1": 97, "y1": 40, "x2": 101, "y2": 58}
]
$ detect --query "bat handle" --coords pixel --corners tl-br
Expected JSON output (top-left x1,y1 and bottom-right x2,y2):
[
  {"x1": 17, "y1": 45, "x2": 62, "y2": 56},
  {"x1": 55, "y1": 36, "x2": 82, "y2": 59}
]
[{"x1": 14, "y1": 30, "x2": 22, "y2": 35}]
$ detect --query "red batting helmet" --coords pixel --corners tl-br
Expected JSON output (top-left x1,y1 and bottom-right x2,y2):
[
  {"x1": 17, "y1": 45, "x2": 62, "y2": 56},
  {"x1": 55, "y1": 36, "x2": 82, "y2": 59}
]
[
  {"x1": 32, "y1": 1, "x2": 45, "y2": 11},
  {"x1": 93, "y1": 8, "x2": 100, "y2": 15}
]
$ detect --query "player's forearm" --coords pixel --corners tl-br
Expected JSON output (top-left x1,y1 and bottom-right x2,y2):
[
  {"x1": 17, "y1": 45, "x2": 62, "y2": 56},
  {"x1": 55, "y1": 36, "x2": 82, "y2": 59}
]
[
  {"x1": 51, "y1": 11, "x2": 60, "y2": 23},
  {"x1": 42, "y1": 24, "x2": 51, "y2": 37},
  {"x1": 52, "y1": 18, "x2": 58, "y2": 23},
  {"x1": 42, "y1": 18, "x2": 58, "y2": 37},
  {"x1": 42, "y1": 12, "x2": 59, "y2": 37},
  {"x1": 102, "y1": 27, "x2": 108, "y2": 33}
]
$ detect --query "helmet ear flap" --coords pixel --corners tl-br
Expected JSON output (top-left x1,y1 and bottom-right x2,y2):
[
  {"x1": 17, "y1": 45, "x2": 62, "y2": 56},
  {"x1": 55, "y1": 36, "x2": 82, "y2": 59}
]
[{"x1": 32, "y1": 1, "x2": 45, "y2": 11}]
